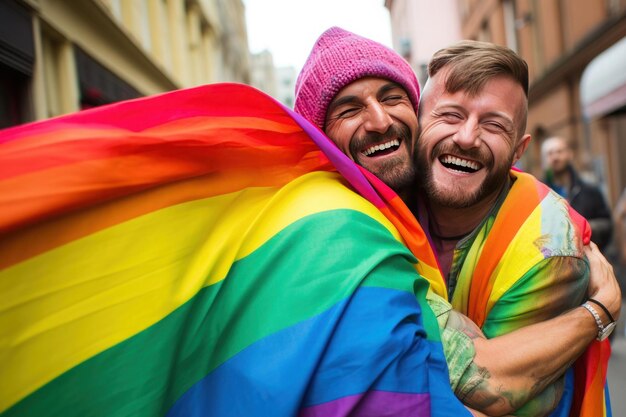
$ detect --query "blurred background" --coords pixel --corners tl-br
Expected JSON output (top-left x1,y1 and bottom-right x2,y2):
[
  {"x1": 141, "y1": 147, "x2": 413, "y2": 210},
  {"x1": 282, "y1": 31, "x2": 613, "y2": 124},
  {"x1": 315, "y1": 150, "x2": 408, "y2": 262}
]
[{"x1": 1, "y1": 0, "x2": 625, "y2": 411}]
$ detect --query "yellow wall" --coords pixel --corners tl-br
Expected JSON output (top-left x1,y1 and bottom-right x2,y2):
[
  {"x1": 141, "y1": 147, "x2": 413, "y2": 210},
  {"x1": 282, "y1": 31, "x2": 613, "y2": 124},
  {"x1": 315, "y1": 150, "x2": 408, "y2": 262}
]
[{"x1": 13, "y1": 0, "x2": 249, "y2": 122}]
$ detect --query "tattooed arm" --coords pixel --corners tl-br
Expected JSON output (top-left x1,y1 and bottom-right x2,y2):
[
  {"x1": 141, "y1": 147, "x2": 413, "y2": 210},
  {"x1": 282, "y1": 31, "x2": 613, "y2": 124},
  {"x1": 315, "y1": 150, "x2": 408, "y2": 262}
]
[
  {"x1": 448, "y1": 309, "x2": 566, "y2": 417},
  {"x1": 432, "y1": 244, "x2": 621, "y2": 416}
]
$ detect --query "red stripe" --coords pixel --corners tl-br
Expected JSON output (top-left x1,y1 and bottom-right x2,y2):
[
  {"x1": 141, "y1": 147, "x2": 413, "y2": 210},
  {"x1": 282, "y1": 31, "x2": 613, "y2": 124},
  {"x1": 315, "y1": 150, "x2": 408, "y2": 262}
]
[
  {"x1": 0, "y1": 83, "x2": 297, "y2": 144},
  {"x1": 571, "y1": 340, "x2": 611, "y2": 416}
]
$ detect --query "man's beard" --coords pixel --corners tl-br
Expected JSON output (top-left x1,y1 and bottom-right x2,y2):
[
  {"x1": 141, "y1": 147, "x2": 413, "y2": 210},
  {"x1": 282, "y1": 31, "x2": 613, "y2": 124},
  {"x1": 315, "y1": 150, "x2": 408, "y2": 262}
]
[
  {"x1": 414, "y1": 140, "x2": 513, "y2": 209},
  {"x1": 551, "y1": 162, "x2": 569, "y2": 176},
  {"x1": 349, "y1": 123, "x2": 416, "y2": 195}
]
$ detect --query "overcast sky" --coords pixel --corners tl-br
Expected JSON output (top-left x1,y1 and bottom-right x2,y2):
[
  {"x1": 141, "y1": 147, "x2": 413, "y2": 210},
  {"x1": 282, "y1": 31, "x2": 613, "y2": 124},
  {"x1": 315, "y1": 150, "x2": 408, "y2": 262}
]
[{"x1": 243, "y1": 0, "x2": 392, "y2": 73}]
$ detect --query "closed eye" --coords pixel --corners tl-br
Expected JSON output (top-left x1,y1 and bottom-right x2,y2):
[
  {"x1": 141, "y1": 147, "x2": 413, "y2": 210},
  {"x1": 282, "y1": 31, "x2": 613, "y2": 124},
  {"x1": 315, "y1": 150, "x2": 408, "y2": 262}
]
[
  {"x1": 381, "y1": 94, "x2": 406, "y2": 105},
  {"x1": 336, "y1": 107, "x2": 360, "y2": 118},
  {"x1": 485, "y1": 122, "x2": 504, "y2": 130},
  {"x1": 442, "y1": 112, "x2": 463, "y2": 121},
  {"x1": 483, "y1": 121, "x2": 514, "y2": 134}
]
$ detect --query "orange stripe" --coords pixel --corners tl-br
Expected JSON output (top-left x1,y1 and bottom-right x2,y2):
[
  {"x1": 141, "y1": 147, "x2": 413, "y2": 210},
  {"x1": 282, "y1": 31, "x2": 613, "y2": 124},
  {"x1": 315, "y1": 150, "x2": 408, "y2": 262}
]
[
  {"x1": 382, "y1": 202, "x2": 439, "y2": 269},
  {"x1": 468, "y1": 173, "x2": 545, "y2": 326},
  {"x1": 0, "y1": 134, "x2": 329, "y2": 234},
  {"x1": 0, "y1": 158, "x2": 338, "y2": 270},
  {"x1": 1, "y1": 116, "x2": 305, "y2": 180}
]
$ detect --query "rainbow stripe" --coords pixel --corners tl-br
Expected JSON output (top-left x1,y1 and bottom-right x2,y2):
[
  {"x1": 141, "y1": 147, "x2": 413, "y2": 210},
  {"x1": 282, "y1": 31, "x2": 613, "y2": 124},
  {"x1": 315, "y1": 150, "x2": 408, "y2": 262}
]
[
  {"x1": 0, "y1": 83, "x2": 463, "y2": 416},
  {"x1": 451, "y1": 170, "x2": 611, "y2": 416}
]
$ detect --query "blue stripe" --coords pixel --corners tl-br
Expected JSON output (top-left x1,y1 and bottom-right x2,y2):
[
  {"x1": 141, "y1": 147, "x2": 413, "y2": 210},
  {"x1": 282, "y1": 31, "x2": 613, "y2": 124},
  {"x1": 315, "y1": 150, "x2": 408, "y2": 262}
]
[
  {"x1": 547, "y1": 367, "x2": 574, "y2": 417},
  {"x1": 166, "y1": 286, "x2": 468, "y2": 417},
  {"x1": 605, "y1": 382, "x2": 612, "y2": 417}
]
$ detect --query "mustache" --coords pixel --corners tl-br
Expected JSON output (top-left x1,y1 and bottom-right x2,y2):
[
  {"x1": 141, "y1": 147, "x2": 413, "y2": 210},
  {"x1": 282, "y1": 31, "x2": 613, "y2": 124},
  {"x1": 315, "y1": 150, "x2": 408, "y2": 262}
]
[
  {"x1": 430, "y1": 141, "x2": 492, "y2": 168},
  {"x1": 349, "y1": 123, "x2": 411, "y2": 157}
]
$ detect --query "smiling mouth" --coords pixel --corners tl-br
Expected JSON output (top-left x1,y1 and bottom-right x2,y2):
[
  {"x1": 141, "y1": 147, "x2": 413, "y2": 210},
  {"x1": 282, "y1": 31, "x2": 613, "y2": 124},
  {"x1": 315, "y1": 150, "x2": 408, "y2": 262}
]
[
  {"x1": 439, "y1": 155, "x2": 482, "y2": 173},
  {"x1": 362, "y1": 139, "x2": 401, "y2": 157}
]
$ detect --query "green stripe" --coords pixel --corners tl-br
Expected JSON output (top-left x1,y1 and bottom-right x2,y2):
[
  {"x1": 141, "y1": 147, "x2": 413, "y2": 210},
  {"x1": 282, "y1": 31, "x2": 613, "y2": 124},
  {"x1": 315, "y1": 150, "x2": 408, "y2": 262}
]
[
  {"x1": 482, "y1": 257, "x2": 588, "y2": 337},
  {"x1": 4, "y1": 209, "x2": 435, "y2": 417},
  {"x1": 361, "y1": 259, "x2": 440, "y2": 341}
]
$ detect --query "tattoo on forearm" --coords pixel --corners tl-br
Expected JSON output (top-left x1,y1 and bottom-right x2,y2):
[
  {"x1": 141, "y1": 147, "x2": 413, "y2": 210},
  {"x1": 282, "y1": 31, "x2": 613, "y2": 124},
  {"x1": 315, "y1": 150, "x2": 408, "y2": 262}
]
[
  {"x1": 458, "y1": 364, "x2": 503, "y2": 409},
  {"x1": 508, "y1": 377, "x2": 565, "y2": 417},
  {"x1": 458, "y1": 363, "x2": 566, "y2": 416}
]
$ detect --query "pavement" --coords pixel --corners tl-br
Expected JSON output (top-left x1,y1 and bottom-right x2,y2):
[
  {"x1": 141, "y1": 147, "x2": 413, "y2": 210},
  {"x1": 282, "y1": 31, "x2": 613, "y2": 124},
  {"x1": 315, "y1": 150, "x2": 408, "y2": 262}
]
[{"x1": 608, "y1": 301, "x2": 626, "y2": 417}]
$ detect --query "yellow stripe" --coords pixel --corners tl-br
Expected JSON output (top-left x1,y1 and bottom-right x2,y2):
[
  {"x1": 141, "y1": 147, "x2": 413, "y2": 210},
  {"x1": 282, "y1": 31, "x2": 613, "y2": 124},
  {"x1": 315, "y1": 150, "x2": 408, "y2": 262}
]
[
  {"x1": 0, "y1": 171, "x2": 399, "y2": 411},
  {"x1": 485, "y1": 204, "x2": 545, "y2": 313},
  {"x1": 452, "y1": 226, "x2": 488, "y2": 315},
  {"x1": 418, "y1": 262, "x2": 445, "y2": 296}
]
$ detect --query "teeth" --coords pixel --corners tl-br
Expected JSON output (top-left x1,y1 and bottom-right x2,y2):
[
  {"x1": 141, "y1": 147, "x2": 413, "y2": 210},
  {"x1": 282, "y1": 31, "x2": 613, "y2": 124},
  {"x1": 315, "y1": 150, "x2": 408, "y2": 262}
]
[
  {"x1": 363, "y1": 139, "x2": 400, "y2": 156},
  {"x1": 441, "y1": 155, "x2": 480, "y2": 171}
]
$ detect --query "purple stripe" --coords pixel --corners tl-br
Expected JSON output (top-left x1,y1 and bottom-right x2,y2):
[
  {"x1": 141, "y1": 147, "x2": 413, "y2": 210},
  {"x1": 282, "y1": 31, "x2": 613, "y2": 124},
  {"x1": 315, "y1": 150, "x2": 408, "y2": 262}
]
[{"x1": 299, "y1": 391, "x2": 431, "y2": 417}]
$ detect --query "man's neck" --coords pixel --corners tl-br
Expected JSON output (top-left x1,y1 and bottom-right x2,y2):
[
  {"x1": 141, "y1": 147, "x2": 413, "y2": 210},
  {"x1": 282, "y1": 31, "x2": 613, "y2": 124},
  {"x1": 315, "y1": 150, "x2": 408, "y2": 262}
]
[
  {"x1": 422, "y1": 187, "x2": 501, "y2": 279},
  {"x1": 427, "y1": 193, "x2": 499, "y2": 240}
]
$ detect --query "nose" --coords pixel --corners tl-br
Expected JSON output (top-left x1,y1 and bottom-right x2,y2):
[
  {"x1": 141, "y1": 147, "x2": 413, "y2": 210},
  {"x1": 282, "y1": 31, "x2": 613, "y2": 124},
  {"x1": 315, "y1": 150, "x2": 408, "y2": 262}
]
[
  {"x1": 362, "y1": 102, "x2": 393, "y2": 134},
  {"x1": 452, "y1": 117, "x2": 481, "y2": 149}
]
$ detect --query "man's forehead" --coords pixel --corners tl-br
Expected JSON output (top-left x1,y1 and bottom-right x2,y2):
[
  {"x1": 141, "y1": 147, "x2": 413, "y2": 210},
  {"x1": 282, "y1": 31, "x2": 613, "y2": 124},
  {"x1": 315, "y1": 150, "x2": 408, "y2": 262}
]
[
  {"x1": 426, "y1": 70, "x2": 525, "y2": 99},
  {"x1": 544, "y1": 138, "x2": 568, "y2": 151},
  {"x1": 427, "y1": 73, "x2": 525, "y2": 108}
]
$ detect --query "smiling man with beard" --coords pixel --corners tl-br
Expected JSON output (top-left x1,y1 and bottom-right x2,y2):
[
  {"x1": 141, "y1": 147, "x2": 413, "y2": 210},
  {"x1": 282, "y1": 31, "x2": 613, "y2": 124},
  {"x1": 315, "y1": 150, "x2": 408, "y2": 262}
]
[
  {"x1": 413, "y1": 50, "x2": 531, "y2": 278},
  {"x1": 295, "y1": 27, "x2": 420, "y2": 202},
  {"x1": 295, "y1": 28, "x2": 621, "y2": 417},
  {"x1": 407, "y1": 41, "x2": 620, "y2": 416}
]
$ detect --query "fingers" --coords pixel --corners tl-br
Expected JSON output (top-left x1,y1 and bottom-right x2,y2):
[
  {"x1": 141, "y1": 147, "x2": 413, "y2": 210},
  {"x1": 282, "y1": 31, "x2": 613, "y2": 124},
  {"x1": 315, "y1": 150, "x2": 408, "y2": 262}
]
[
  {"x1": 585, "y1": 243, "x2": 614, "y2": 280},
  {"x1": 585, "y1": 244, "x2": 621, "y2": 322}
]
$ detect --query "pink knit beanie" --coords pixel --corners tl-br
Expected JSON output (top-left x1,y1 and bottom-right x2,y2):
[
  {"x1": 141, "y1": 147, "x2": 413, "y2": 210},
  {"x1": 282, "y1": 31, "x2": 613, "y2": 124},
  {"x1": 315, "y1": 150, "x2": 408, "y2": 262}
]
[{"x1": 294, "y1": 26, "x2": 420, "y2": 130}]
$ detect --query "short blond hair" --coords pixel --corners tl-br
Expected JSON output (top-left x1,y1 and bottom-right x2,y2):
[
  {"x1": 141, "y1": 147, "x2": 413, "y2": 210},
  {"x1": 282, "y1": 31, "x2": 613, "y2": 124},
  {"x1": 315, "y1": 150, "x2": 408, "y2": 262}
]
[{"x1": 428, "y1": 40, "x2": 528, "y2": 97}]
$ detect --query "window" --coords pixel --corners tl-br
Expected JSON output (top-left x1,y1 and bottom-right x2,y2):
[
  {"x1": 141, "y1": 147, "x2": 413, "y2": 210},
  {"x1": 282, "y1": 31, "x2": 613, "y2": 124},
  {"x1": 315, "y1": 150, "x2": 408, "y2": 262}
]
[
  {"x1": 0, "y1": 64, "x2": 27, "y2": 128},
  {"x1": 503, "y1": 0, "x2": 519, "y2": 52},
  {"x1": 75, "y1": 48, "x2": 141, "y2": 109}
]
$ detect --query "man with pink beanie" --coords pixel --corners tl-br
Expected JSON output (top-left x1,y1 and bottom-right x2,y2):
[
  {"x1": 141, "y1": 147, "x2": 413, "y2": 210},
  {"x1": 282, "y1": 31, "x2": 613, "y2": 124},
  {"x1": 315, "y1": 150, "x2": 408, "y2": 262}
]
[
  {"x1": 295, "y1": 27, "x2": 420, "y2": 201},
  {"x1": 294, "y1": 27, "x2": 620, "y2": 417}
]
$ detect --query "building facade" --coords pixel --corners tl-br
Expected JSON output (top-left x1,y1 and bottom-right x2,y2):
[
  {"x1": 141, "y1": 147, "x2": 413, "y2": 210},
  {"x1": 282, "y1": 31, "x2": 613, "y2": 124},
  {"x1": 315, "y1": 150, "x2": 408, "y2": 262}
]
[
  {"x1": 249, "y1": 50, "x2": 296, "y2": 108},
  {"x1": 274, "y1": 66, "x2": 297, "y2": 109},
  {"x1": 385, "y1": 0, "x2": 463, "y2": 86},
  {"x1": 0, "y1": 0, "x2": 250, "y2": 129},
  {"x1": 457, "y1": 0, "x2": 626, "y2": 207},
  {"x1": 249, "y1": 50, "x2": 277, "y2": 98}
]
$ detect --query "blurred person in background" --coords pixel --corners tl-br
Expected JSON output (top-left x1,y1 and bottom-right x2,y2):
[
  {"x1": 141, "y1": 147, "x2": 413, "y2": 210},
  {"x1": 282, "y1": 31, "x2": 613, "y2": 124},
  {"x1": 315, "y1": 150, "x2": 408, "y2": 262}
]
[{"x1": 542, "y1": 136, "x2": 613, "y2": 251}]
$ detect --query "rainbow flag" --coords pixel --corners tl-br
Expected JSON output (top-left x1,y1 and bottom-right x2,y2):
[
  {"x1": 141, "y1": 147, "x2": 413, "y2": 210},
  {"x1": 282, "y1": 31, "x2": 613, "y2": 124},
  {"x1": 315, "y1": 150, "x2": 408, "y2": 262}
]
[
  {"x1": 0, "y1": 83, "x2": 465, "y2": 416},
  {"x1": 450, "y1": 170, "x2": 611, "y2": 416}
]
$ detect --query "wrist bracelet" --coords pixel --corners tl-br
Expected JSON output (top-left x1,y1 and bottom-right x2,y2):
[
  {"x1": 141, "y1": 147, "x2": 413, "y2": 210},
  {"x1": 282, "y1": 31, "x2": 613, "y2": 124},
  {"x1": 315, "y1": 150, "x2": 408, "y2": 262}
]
[
  {"x1": 587, "y1": 298, "x2": 615, "y2": 324},
  {"x1": 581, "y1": 302, "x2": 604, "y2": 331},
  {"x1": 581, "y1": 301, "x2": 617, "y2": 341}
]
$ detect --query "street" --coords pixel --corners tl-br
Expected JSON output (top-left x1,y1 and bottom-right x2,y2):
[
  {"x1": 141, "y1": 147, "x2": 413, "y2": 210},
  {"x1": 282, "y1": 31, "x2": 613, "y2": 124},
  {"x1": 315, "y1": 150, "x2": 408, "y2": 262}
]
[{"x1": 608, "y1": 301, "x2": 626, "y2": 416}]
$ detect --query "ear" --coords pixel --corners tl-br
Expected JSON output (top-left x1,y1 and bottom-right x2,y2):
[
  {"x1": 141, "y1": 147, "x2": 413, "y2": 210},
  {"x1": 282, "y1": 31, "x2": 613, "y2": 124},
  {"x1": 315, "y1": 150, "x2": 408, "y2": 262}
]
[{"x1": 512, "y1": 134, "x2": 531, "y2": 165}]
